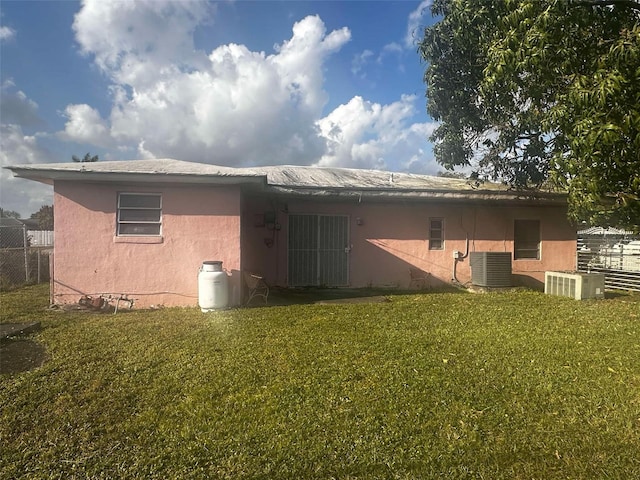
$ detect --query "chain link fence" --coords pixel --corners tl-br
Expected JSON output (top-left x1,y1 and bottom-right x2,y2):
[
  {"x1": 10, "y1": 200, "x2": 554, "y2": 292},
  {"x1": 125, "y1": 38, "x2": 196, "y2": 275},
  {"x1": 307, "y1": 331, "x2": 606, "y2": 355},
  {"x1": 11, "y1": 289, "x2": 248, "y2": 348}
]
[{"x1": 0, "y1": 224, "x2": 53, "y2": 291}]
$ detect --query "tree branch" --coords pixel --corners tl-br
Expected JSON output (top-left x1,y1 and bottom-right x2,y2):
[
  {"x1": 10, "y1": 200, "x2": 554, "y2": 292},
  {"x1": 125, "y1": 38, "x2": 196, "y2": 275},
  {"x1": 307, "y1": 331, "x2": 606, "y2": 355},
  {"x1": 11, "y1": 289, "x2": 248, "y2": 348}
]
[{"x1": 573, "y1": 0, "x2": 640, "y2": 12}]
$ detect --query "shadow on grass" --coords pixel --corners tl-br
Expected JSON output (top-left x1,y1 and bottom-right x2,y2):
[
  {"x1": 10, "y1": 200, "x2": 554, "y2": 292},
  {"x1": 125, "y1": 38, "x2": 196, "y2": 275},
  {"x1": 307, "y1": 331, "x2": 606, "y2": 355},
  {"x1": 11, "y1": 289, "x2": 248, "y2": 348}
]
[
  {"x1": 247, "y1": 285, "x2": 463, "y2": 307},
  {"x1": 605, "y1": 290, "x2": 639, "y2": 300}
]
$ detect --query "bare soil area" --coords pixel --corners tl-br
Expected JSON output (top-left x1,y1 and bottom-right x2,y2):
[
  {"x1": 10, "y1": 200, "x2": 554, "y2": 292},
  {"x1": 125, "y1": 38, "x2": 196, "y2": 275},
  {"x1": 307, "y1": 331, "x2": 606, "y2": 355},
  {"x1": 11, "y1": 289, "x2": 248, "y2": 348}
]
[{"x1": 0, "y1": 339, "x2": 48, "y2": 374}]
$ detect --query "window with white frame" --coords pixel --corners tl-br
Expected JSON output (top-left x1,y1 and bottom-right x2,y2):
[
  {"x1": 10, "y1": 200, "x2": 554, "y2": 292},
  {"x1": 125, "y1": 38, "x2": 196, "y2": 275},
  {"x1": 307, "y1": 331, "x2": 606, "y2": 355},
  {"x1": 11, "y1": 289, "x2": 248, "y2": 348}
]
[
  {"x1": 429, "y1": 218, "x2": 444, "y2": 250},
  {"x1": 117, "y1": 193, "x2": 162, "y2": 236},
  {"x1": 514, "y1": 219, "x2": 540, "y2": 259}
]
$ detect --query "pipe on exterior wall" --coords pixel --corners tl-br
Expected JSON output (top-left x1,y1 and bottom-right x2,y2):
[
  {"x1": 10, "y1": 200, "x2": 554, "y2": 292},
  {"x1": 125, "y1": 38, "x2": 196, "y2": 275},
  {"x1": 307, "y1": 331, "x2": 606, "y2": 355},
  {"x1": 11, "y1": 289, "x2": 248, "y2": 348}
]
[
  {"x1": 460, "y1": 236, "x2": 470, "y2": 259},
  {"x1": 451, "y1": 260, "x2": 457, "y2": 282},
  {"x1": 452, "y1": 236, "x2": 470, "y2": 283}
]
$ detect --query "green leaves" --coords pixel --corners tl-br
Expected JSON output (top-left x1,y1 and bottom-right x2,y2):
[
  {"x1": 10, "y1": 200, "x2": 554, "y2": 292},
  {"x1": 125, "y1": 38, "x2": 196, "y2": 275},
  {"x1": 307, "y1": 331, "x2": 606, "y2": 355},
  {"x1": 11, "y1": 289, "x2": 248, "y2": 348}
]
[{"x1": 419, "y1": 0, "x2": 640, "y2": 230}]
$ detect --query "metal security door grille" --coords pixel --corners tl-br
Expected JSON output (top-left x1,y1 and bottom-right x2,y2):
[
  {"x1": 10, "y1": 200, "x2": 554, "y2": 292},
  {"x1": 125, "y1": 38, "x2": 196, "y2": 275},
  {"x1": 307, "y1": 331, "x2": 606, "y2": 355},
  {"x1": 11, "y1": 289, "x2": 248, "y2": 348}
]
[
  {"x1": 319, "y1": 215, "x2": 349, "y2": 286},
  {"x1": 288, "y1": 214, "x2": 349, "y2": 286},
  {"x1": 288, "y1": 215, "x2": 318, "y2": 286}
]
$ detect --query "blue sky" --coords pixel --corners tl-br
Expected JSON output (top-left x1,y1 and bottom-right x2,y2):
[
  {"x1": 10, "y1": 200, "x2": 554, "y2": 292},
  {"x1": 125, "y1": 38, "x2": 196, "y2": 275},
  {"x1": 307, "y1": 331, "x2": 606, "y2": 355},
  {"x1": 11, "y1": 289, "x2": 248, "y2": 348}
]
[{"x1": 1, "y1": 0, "x2": 438, "y2": 217}]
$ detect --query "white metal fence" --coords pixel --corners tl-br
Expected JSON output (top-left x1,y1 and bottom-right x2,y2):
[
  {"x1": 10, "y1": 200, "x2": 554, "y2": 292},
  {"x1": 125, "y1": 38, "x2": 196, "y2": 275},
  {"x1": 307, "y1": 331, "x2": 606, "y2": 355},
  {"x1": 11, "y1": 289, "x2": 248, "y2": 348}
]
[
  {"x1": 577, "y1": 235, "x2": 640, "y2": 292},
  {"x1": 28, "y1": 230, "x2": 54, "y2": 246}
]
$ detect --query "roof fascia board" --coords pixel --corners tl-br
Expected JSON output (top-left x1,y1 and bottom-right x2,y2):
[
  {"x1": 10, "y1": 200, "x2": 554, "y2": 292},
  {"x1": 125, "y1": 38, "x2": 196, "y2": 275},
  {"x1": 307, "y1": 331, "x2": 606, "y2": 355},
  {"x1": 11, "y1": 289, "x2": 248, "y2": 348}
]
[
  {"x1": 265, "y1": 186, "x2": 568, "y2": 204},
  {"x1": 6, "y1": 168, "x2": 266, "y2": 187},
  {"x1": 5, "y1": 164, "x2": 566, "y2": 204}
]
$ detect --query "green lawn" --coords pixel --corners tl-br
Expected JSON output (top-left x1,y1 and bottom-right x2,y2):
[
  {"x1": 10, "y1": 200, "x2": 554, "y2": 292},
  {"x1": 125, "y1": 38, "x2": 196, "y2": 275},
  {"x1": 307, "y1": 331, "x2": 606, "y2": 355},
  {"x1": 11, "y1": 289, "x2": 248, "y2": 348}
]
[{"x1": 1, "y1": 284, "x2": 639, "y2": 479}]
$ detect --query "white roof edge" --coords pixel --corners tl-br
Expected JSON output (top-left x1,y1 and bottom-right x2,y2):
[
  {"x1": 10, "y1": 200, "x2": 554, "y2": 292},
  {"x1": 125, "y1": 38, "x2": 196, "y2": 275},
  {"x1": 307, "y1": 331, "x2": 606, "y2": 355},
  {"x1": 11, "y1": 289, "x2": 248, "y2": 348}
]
[
  {"x1": 5, "y1": 159, "x2": 266, "y2": 186},
  {"x1": 4, "y1": 159, "x2": 568, "y2": 199},
  {"x1": 267, "y1": 186, "x2": 568, "y2": 203},
  {"x1": 7, "y1": 169, "x2": 266, "y2": 186}
]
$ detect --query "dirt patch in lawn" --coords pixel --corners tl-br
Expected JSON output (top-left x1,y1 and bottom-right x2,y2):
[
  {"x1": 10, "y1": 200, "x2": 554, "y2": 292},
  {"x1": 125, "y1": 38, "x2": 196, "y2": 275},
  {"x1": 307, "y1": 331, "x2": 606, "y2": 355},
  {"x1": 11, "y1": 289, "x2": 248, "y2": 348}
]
[
  {"x1": 1, "y1": 323, "x2": 47, "y2": 375},
  {"x1": 0, "y1": 339, "x2": 48, "y2": 374}
]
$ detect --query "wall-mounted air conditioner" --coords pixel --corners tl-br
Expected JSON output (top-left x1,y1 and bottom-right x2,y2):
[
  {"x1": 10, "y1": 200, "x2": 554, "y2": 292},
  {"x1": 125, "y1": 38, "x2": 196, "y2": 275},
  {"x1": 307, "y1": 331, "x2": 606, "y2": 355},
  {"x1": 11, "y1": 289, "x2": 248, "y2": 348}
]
[
  {"x1": 469, "y1": 252, "x2": 512, "y2": 287},
  {"x1": 544, "y1": 271, "x2": 605, "y2": 300}
]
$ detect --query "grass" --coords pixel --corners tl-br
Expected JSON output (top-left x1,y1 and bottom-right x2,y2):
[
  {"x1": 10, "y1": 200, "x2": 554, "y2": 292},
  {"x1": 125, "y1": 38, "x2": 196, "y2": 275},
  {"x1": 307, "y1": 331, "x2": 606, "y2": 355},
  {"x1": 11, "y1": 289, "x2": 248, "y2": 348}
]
[{"x1": 1, "y1": 284, "x2": 639, "y2": 479}]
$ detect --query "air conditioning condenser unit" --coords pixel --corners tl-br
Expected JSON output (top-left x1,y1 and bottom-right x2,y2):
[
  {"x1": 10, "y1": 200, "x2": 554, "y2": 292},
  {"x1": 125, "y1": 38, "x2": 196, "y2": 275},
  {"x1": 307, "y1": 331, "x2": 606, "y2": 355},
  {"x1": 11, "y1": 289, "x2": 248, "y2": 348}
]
[
  {"x1": 469, "y1": 252, "x2": 512, "y2": 287},
  {"x1": 544, "y1": 271, "x2": 605, "y2": 300}
]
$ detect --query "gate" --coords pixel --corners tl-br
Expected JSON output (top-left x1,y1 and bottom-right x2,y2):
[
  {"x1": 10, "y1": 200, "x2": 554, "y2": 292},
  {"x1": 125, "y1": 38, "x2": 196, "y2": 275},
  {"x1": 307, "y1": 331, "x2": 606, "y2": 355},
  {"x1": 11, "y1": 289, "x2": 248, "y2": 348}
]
[{"x1": 288, "y1": 214, "x2": 349, "y2": 287}]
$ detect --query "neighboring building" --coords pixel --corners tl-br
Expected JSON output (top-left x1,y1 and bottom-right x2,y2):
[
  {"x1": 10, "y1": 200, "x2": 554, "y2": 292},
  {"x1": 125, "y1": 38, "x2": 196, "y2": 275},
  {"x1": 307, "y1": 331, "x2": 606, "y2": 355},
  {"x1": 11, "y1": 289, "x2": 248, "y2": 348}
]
[{"x1": 6, "y1": 159, "x2": 577, "y2": 307}]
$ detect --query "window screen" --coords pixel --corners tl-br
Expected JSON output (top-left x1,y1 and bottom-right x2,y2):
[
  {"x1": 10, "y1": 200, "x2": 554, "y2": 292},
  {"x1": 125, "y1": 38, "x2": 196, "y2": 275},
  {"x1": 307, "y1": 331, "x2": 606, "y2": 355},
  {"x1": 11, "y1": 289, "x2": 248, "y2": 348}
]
[
  {"x1": 514, "y1": 220, "x2": 540, "y2": 259},
  {"x1": 117, "y1": 193, "x2": 162, "y2": 236},
  {"x1": 429, "y1": 218, "x2": 444, "y2": 250}
]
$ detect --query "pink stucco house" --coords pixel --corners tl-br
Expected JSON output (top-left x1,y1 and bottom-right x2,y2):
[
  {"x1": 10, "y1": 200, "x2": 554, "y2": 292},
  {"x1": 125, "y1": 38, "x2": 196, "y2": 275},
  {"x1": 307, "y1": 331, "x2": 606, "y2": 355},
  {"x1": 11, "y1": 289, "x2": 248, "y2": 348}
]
[{"x1": 8, "y1": 159, "x2": 576, "y2": 307}]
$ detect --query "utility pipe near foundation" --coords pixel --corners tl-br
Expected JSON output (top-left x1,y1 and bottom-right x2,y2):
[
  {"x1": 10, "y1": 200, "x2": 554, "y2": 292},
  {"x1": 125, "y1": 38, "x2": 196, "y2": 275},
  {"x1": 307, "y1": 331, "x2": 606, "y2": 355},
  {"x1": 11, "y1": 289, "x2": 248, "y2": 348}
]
[{"x1": 452, "y1": 236, "x2": 470, "y2": 283}]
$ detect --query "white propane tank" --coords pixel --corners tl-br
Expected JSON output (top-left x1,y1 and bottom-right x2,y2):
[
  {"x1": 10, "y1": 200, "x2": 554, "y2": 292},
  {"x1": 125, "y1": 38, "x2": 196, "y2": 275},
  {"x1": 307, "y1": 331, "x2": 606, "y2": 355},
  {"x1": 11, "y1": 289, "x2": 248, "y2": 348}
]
[{"x1": 198, "y1": 261, "x2": 228, "y2": 312}]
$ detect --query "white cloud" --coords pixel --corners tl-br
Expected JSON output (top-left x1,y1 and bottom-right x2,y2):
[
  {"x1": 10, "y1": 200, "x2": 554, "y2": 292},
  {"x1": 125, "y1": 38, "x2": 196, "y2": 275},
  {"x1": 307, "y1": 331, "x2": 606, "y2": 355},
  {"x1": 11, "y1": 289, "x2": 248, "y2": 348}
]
[
  {"x1": 59, "y1": 104, "x2": 112, "y2": 147},
  {"x1": 317, "y1": 96, "x2": 384, "y2": 169},
  {"x1": 351, "y1": 49, "x2": 374, "y2": 77},
  {"x1": 73, "y1": 0, "x2": 213, "y2": 87},
  {"x1": 0, "y1": 25, "x2": 15, "y2": 41},
  {"x1": 405, "y1": 0, "x2": 432, "y2": 48},
  {"x1": 0, "y1": 80, "x2": 43, "y2": 128},
  {"x1": 316, "y1": 95, "x2": 439, "y2": 173},
  {"x1": 379, "y1": 42, "x2": 403, "y2": 62},
  {"x1": 0, "y1": 124, "x2": 54, "y2": 216},
  {"x1": 352, "y1": 1, "x2": 429, "y2": 81},
  {"x1": 0, "y1": 83, "x2": 53, "y2": 215},
  {"x1": 136, "y1": 140, "x2": 156, "y2": 160},
  {"x1": 67, "y1": 5, "x2": 351, "y2": 166},
  {"x1": 272, "y1": 15, "x2": 351, "y2": 112},
  {"x1": 62, "y1": 1, "x2": 437, "y2": 176}
]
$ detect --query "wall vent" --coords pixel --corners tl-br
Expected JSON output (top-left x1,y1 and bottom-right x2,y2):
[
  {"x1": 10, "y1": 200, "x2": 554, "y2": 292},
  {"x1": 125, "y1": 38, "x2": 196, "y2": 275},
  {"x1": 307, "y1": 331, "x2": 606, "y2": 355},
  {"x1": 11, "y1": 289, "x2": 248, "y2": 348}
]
[
  {"x1": 544, "y1": 271, "x2": 605, "y2": 300},
  {"x1": 469, "y1": 252, "x2": 512, "y2": 287}
]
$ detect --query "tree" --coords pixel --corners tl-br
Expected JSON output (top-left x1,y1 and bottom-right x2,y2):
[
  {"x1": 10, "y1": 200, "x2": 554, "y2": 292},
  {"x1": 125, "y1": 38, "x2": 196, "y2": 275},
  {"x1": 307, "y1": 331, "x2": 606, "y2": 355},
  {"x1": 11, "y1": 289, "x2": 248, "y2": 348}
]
[
  {"x1": 72, "y1": 152, "x2": 99, "y2": 163},
  {"x1": 0, "y1": 208, "x2": 21, "y2": 219},
  {"x1": 30, "y1": 205, "x2": 54, "y2": 230},
  {"x1": 419, "y1": 0, "x2": 640, "y2": 229}
]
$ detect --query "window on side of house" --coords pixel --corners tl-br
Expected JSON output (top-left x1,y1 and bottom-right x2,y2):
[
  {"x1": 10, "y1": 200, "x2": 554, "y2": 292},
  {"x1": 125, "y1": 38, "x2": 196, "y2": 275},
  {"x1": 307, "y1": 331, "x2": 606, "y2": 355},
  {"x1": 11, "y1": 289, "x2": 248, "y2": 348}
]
[
  {"x1": 117, "y1": 193, "x2": 162, "y2": 236},
  {"x1": 514, "y1": 219, "x2": 540, "y2": 260},
  {"x1": 429, "y1": 218, "x2": 444, "y2": 250}
]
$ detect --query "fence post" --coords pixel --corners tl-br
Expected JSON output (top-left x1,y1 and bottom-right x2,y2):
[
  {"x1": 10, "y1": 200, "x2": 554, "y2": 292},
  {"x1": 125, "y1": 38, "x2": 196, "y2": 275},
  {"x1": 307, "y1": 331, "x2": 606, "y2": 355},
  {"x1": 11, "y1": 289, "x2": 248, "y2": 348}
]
[
  {"x1": 23, "y1": 223, "x2": 29, "y2": 283},
  {"x1": 50, "y1": 252, "x2": 54, "y2": 305}
]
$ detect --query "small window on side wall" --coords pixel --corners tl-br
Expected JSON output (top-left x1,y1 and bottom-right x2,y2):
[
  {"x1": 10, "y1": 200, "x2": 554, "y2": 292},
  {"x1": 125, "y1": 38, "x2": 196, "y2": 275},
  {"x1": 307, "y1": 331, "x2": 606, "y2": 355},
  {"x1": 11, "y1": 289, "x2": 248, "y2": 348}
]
[
  {"x1": 429, "y1": 218, "x2": 444, "y2": 250},
  {"x1": 117, "y1": 193, "x2": 162, "y2": 236},
  {"x1": 514, "y1": 219, "x2": 540, "y2": 260}
]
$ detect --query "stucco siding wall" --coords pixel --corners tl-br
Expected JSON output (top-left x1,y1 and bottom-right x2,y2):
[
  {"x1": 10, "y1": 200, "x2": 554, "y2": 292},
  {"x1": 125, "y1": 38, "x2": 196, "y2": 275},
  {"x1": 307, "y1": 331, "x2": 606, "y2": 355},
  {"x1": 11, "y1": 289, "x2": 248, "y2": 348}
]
[
  {"x1": 242, "y1": 197, "x2": 576, "y2": 290},
  {"x1": 53, "y1": 182, "x2": 242, "y2": 308},
  {"x1": 241, "y1": 197, "x2": 284, "y2": 288}
]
